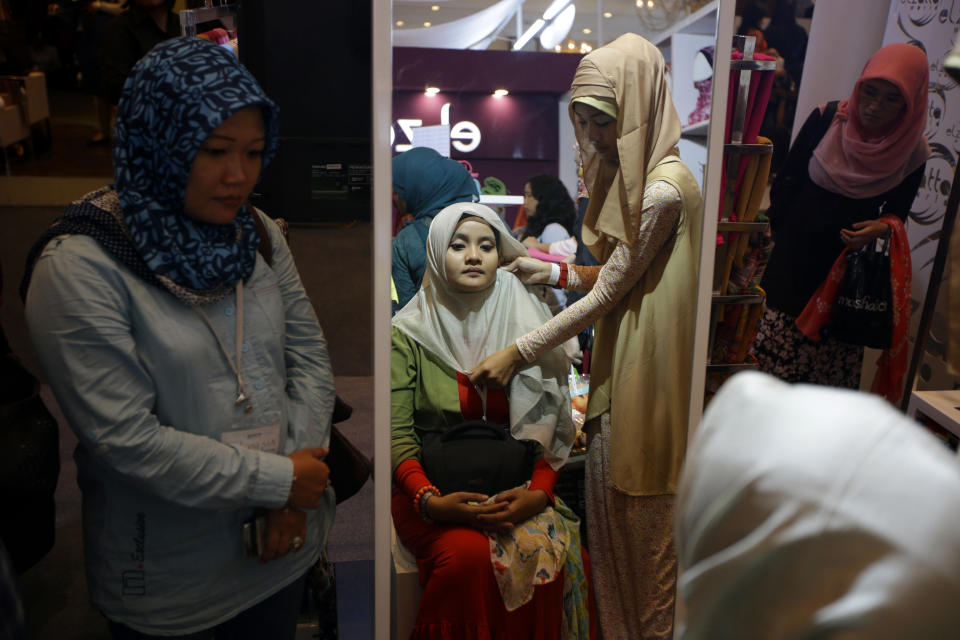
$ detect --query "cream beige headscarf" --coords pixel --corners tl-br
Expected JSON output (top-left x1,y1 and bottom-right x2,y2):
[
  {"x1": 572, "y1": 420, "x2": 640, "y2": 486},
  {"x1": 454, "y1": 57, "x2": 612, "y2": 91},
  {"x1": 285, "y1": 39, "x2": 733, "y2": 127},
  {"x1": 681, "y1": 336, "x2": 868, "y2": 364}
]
[
  {"x1": 570, "y1": 33, "x2": 683, "y2": 261},
  {"x1": 392, "y1": 203, "x2": 575, "y2": 469}
]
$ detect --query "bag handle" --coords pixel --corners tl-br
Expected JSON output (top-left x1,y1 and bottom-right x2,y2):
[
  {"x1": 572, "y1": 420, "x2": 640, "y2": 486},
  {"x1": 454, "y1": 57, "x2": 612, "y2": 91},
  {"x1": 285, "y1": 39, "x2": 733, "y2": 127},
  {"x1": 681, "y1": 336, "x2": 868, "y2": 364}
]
[{"x1": 440, "y1": 420, "x2": 508, "y2": 443}]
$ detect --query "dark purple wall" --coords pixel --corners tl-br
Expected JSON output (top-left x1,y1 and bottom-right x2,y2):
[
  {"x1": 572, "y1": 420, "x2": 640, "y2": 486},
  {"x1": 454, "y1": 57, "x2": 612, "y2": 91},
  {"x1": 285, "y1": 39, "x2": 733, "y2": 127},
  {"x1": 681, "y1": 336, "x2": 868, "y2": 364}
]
[
  {"x1": 393, "y1": 47, "x2": 582, "y2": 94},
  {"x1": 392, "y1": 48, "x2": 582, "y2": 212},
  {"x1": 392, "y1": 91, "x2": 558, "y2": 208}
]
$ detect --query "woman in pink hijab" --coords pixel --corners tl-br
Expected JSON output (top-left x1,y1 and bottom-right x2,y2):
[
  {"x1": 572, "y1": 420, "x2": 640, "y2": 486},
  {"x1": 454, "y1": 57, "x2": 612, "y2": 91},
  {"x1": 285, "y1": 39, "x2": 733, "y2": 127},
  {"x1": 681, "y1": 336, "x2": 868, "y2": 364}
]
[{"x1": 754, "y1": 43, "x2": 929, "y2": 389}]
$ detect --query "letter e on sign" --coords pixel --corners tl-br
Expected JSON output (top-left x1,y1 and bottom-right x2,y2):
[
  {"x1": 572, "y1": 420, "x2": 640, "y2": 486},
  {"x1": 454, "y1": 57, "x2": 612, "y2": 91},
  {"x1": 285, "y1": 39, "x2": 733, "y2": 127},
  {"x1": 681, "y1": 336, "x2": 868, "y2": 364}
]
[{"x1": 451, "y1": 121, "x2": 481, "y2": 153}]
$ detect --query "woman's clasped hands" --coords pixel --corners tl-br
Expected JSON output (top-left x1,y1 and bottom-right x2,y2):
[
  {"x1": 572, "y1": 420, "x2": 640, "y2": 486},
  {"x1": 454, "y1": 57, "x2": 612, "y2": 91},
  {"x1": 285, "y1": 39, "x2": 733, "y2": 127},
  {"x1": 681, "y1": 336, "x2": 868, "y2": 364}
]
[
  {"x1": 423, "y1": 488, "x2": 549, "y2": 533},
  {"x1": 257, "y1": 446, "x2": 331, "y2": 563}
]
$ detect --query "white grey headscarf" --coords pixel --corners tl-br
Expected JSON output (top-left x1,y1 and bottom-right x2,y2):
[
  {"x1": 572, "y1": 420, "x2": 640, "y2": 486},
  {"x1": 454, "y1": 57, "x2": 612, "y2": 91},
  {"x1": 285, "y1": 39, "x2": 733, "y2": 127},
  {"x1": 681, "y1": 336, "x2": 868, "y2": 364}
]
[
  {"x1": 392, "y1": 203, "x2": 574, "y2": 469},
  {"x1": 676, "y1": 371, "x2": 960, "y2": 639}
]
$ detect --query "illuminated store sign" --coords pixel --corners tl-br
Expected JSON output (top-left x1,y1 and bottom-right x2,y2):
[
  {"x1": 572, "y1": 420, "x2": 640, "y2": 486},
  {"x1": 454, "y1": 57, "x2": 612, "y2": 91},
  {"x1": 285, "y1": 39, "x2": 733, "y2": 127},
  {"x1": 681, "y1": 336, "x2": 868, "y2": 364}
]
[
  {"x1": 392, "y1": 103, "x2": 481, "y2": 154},
  {"x1": 391, "y1": 92, "x2": 557, "y2": 160}
]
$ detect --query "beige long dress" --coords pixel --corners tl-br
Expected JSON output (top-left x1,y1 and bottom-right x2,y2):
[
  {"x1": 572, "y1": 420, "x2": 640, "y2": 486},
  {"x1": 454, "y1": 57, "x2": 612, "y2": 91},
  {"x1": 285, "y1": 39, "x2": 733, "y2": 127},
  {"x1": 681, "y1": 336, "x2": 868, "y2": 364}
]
[{"x1": 516, "y1": 33, "x2": 702, "y2": 639}]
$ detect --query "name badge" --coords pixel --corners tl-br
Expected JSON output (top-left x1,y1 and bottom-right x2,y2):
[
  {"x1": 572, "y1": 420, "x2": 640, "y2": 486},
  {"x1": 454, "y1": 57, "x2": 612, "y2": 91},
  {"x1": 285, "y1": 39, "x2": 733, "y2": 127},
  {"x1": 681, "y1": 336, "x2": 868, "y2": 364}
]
[{"x1": 221, "y1": 410, "x2": 282, "y2": 454}]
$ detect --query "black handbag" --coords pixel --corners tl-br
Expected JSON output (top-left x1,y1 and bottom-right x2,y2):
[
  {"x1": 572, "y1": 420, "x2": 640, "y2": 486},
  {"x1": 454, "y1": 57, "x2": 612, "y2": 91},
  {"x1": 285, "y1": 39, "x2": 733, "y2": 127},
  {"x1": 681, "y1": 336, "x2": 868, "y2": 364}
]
[
  {"x1": 421, "y1": 421, "x2": 534, "y2": 497},
  {"x1": 0, "y1": 346, "x2": 60, "y2": 574},
  {"x1": 826, "y1": 238, "x2": 893, "y2": 349},
  {"x1": 327, "y1": 396, "x2": 372, "y2": 505}
]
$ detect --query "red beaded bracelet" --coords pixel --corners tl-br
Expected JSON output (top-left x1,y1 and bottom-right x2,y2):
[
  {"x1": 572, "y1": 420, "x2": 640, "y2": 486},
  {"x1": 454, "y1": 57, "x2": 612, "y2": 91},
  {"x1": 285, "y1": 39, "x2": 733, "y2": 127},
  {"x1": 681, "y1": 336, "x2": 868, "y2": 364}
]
[
  {"x1": 413, "y1": 484, "x2": 440, "y2": 517},
  {"x1": 557, "y1": 262, "x2": 569, "y2": 289}
]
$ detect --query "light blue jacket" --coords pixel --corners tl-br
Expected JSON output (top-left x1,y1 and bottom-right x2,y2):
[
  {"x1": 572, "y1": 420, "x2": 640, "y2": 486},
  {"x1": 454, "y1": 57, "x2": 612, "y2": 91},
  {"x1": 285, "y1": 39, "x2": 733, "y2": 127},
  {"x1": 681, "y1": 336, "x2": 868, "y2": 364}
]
[{"x1": 25, "y1": 213, "x2": 336, "y2": 634}]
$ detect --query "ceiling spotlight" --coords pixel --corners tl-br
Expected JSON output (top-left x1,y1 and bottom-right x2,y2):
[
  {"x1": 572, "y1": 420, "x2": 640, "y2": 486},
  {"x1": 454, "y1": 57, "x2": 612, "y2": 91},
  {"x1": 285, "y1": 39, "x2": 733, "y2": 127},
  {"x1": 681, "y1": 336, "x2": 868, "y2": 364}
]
[
  {"x1": 493, "y1": 89, "x2": 509, "y2": 98},
  {"x1": 431, "y1": 4, "x2": 439, "y2": 10},
  {"x1": 636, "y1": 0, "x2": 642, "y2": 6},
  {"x1": 583, "y1": 27, "x2": 592, "y2": 34},
  {"x1": 647, "y1": 0, "x2": 654, "y2": 6},
  {"x1": 554, "y1": 44, "x2": 562, "y2": 52},
  {"x1": 567, "y1": 41, "x2": 575, "y2": 50},
  {"x1": 425, "y1": 86, "x2": 440, "y2": 96},
  {"x1": 423, "y1": 21, "x2": 432, "y2": 27},
  {"x1": 603, "y1": 11, "x2": 613, "y2": 18},
  {"x1": 395, "y1": 20, "x2": 404, "y2": 26}
]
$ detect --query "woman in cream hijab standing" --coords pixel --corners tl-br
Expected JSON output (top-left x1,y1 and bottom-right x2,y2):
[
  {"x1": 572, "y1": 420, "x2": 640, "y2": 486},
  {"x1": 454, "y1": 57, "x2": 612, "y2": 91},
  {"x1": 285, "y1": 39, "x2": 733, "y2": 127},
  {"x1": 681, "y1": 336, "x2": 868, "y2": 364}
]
[{"x1": 472, "y1": 33, "x2": 703, "y2": 638}]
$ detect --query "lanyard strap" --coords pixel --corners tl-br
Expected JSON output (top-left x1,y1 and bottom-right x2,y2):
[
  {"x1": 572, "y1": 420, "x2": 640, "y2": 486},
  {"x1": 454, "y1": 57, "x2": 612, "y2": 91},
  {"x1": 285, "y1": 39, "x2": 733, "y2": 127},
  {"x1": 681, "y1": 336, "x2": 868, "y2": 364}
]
[{"x1": 196, "y1": 281, "x2": 248, "y2": 405}]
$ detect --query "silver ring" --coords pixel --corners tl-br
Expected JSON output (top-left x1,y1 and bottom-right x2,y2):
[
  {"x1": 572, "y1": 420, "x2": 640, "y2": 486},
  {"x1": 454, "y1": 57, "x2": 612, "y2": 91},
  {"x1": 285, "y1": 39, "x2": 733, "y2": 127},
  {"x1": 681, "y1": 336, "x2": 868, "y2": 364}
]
[{"x1": 290, "y1": 536, "x2": 304, "y2": 551}]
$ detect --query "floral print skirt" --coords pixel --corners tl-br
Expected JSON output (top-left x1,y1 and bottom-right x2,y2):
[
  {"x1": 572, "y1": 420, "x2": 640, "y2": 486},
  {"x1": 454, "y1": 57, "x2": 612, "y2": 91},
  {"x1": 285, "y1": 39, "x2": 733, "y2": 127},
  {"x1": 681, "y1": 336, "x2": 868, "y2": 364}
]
[
  {"x1": 752, "y1": 307, "x2": 864, "y2": 389},
  {"x1": 585, "y1": 414, "x2": 676, "y2": 640}
]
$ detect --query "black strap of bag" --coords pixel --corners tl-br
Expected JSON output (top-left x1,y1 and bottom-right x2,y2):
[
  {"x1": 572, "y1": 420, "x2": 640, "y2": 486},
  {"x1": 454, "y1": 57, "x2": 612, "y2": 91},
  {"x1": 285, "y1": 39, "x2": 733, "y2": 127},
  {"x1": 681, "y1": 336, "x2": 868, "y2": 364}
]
[
  {"x1": 251, "y1": 210, "x2": 372, "y2": 504},
  {"x1": 768, "y1": 101, "x2": 838, "y2": 228}
]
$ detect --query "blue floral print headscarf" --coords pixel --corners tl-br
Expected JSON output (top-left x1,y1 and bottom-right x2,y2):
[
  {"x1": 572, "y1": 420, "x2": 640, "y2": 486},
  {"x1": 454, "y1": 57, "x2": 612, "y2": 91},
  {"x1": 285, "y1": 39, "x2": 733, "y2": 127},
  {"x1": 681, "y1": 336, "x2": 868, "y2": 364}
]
[
  {"x1": 114, "y1": 37, "x2": 280, "y2": 292},
  {"x1": 23, "y1": 38, "x2": 280, "y2": 303}
]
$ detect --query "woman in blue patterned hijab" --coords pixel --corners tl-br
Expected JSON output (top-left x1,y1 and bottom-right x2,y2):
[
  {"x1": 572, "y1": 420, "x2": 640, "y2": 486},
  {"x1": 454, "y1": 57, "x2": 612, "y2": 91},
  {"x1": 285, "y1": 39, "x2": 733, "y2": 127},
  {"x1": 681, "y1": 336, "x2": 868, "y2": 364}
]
[
  {"x1": 114, "y1": 36, "x2": 280, "y2": 295},
  {"x1": 23, "y1": 38, "x2": 337, "y2": 639},
  {"x1": 25, "y1": 36, "x2": 280, "y2": 302}
]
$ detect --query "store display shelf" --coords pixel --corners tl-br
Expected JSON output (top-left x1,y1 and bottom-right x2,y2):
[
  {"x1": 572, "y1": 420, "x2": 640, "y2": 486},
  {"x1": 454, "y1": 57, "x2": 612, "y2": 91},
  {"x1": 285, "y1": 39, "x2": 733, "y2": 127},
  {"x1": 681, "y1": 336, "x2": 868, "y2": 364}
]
[
  {"x1": 730, "y1": 59, "x2": 777, "y2": 71},
  {"x1": 706, "y1": 362, "x2": 759, "y2": 373},
  {"x1": 717, "y1": 221, "x2": 769, "y2": 232},
  {"x1": 650, "y1": 0, "x2": 718, "y2": 46},
  {"x1": 711, "y1": 293, "x2": 763, "y2": 305},
  {"x1": 907, "y1": 389, "x2": 960, "y2": 438},
  {"x1": 682, "y1": 120, "x2": 710, "y2": 137},
  {"x1": 724, "y1": 143, "x2": 773, "y2": 154}
]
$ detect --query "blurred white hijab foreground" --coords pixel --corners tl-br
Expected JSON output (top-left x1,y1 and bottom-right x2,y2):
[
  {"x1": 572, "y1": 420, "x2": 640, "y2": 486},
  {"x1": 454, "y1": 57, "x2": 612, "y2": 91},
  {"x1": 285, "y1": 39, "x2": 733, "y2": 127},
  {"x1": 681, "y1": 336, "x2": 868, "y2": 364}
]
[{"x1": 676, "y1": 371, "x2": 960, "y2": 639}]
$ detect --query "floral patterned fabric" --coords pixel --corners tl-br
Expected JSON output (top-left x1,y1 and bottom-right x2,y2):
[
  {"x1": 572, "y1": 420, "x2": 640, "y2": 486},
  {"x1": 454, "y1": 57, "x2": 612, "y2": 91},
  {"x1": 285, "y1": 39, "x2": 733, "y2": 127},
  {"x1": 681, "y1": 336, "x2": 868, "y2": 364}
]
[
  {"x1": 585, "y1": 414, "x2": 676, "y2": 639},
  {"x1": 752, "y1": 307, "x2": 863, "y2": 389},
  {"x1": 487, "y1": 493, "x2": 590, "y2": 639}
]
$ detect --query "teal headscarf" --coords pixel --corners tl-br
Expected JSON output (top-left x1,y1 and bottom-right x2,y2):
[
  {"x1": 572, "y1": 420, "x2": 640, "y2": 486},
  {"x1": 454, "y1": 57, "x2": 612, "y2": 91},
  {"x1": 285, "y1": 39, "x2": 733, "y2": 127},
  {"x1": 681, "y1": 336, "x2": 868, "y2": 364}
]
[{"x1": 392, "y1": 148, "x2": 479, "y2": 221}]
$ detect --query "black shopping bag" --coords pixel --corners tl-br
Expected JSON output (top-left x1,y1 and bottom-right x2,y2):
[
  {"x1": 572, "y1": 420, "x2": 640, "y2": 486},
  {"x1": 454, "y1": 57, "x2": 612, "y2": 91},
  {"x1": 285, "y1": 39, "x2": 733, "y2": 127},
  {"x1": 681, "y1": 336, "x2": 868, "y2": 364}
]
[{"x1": 825, "y1": 239, "x2": 892, "y2": 349}]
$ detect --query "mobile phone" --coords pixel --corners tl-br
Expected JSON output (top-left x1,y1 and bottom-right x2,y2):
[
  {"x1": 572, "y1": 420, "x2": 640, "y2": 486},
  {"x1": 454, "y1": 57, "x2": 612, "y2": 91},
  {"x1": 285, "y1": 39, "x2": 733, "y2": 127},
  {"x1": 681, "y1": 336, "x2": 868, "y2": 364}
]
[{"x1": 241, "y1": 513, "x2": 266, "y2": 558}]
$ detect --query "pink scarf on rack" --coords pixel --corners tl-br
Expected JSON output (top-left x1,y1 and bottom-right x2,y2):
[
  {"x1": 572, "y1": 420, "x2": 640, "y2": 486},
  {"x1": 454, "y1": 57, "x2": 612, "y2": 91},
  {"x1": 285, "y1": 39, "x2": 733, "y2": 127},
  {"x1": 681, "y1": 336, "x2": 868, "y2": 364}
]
[{"x1": 808, "y1": 43, "x2": 929, "y2": 199}]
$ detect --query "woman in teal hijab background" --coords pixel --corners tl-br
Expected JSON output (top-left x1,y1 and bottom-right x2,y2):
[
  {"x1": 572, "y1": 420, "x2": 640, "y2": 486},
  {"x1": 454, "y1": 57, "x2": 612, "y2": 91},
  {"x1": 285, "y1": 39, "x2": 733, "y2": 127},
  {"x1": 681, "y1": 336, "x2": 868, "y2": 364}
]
[{"x1": 392, "y1": 147, "x2": 479, "y2": 308}]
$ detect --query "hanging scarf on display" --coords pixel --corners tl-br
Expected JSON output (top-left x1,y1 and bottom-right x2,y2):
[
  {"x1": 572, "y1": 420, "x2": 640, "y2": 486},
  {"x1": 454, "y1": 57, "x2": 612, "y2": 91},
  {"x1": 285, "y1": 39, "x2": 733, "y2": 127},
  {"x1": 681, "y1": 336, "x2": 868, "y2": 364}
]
[
  {"x1": 808, "y1": 43, "x2": 929, "y2": 199},
  {"x1": 568, "y1": 33, "x2": 683, "y2": 262},
  {"x1": 392, "y1": 203, "x2": 575, "y2": 469},
  {"x1": 795, "y1": 214, "x2": 911, "y2": 403},
  {"x1": 23, "y1": 38, "x2": 280, "y2": 304}
]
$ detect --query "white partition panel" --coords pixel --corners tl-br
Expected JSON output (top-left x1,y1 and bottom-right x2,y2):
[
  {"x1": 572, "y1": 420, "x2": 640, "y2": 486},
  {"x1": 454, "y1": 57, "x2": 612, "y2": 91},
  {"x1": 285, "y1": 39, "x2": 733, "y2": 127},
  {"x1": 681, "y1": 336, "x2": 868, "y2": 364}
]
[{"x1": 372, "y1": 0, "x2": 392, "y2": 638}]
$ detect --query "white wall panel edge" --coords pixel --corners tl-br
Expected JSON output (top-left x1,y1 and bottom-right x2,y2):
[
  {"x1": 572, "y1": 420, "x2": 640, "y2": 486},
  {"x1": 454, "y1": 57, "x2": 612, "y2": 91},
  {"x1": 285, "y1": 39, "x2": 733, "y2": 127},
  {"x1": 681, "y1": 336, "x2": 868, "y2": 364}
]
[{"x1": 371, "y1": 0, "x2": 393, "y2": 637}]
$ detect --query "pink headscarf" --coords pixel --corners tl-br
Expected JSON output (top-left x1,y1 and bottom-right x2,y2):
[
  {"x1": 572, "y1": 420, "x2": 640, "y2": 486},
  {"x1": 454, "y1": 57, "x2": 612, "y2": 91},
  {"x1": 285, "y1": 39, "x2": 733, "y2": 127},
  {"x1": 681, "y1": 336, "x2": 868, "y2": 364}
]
[{"x1": 808, "y1": 43, "x2": 930, "y2": 199}]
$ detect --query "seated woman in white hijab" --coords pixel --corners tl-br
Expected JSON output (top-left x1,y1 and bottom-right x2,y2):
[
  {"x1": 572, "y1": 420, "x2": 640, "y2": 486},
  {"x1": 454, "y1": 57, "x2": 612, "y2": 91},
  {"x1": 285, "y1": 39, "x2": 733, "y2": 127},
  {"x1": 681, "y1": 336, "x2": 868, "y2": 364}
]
[
  {"x1": 391, "y1": 203, "x2": 592, "y2": 638},
  {"x1": 675, "y1": 371, "x2": 960, "y2": 640}
]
